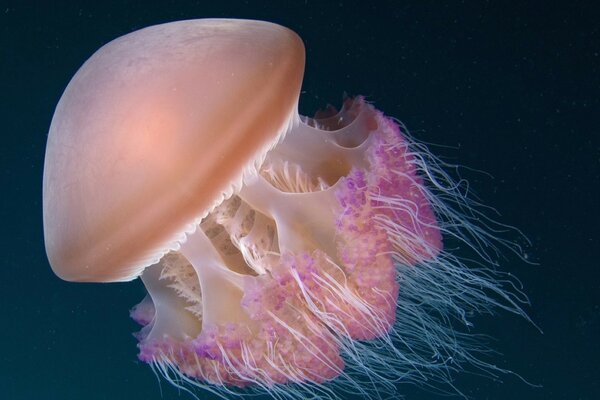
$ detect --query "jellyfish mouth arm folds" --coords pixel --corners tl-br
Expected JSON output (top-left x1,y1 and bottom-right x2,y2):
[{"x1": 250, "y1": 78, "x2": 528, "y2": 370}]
[
  {"x1": 237, "y1": 174, "x2": 340, "y2": 256},
  {"x1": 139, "y1": 227, "x2": 250, "y2": 344},
  {"x1": 132, "y1": 96, "x2": 531, "y2": 398},
  {"x1": 134, "y1": 98, "x2": 427, "y2": 386},
  {"x1": 178, "y1": 228, "x2": 248, "y2": 326}
]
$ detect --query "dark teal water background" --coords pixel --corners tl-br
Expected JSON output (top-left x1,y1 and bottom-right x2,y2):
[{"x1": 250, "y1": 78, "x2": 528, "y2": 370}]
[{"x1": 1, "y1": 1, "x2": 598, "y2": 399}]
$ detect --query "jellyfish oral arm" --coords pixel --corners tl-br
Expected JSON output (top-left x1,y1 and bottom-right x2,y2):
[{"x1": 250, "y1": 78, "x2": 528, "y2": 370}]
[
  {"x1": 178, "y1": 228, "x2": 249, "y2": 327},
  {"x1": 140, "y1": 225, "x2": 252, "y2": 344},
  {"x1": 238, "y1": 174, "x2": 339, "y2": 256},
  {"x1": 128, "y1": 95, "x2": 533, "y2": 398}
]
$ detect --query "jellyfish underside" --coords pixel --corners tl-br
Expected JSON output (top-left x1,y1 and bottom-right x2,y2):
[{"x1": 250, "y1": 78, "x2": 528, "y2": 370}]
[{"x1": 129, "y1": 97, "x2": 529, "y2": 399}]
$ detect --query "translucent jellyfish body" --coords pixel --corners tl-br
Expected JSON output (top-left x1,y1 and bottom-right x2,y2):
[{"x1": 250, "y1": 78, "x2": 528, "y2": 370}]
[{"x1": 43, "y1": 19, "x2": 531, "y2": 400}]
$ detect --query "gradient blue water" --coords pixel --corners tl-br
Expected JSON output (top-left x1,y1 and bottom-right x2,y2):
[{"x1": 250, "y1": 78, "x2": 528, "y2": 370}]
[{"x1": 1, "y1": 1, "x2": 597, "y2": 399}]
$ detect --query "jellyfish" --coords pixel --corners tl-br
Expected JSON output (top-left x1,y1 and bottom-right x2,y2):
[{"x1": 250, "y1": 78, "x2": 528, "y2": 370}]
[{"x1": 43, "y1": 19, "x2": 530, "y2": 399}]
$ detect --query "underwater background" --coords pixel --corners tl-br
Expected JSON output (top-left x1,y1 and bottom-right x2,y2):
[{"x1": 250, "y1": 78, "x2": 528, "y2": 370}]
[{"x1": 0, "y1": 1, "x2": 597, "y2": 399}]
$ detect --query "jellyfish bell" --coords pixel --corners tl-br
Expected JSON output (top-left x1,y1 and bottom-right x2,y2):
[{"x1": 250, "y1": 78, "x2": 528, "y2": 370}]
[
  {"x1": 43, "y1": 19, "x2": 304, "y2": 282},
  {"x1": 43, "y1": 18, "x2": 531, "y2": 399}
]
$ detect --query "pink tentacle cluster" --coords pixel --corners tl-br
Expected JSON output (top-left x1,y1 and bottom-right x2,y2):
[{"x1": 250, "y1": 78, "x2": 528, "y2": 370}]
[{"x1": 131, "y1": 98, "x2": 442, "y2": 389}]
